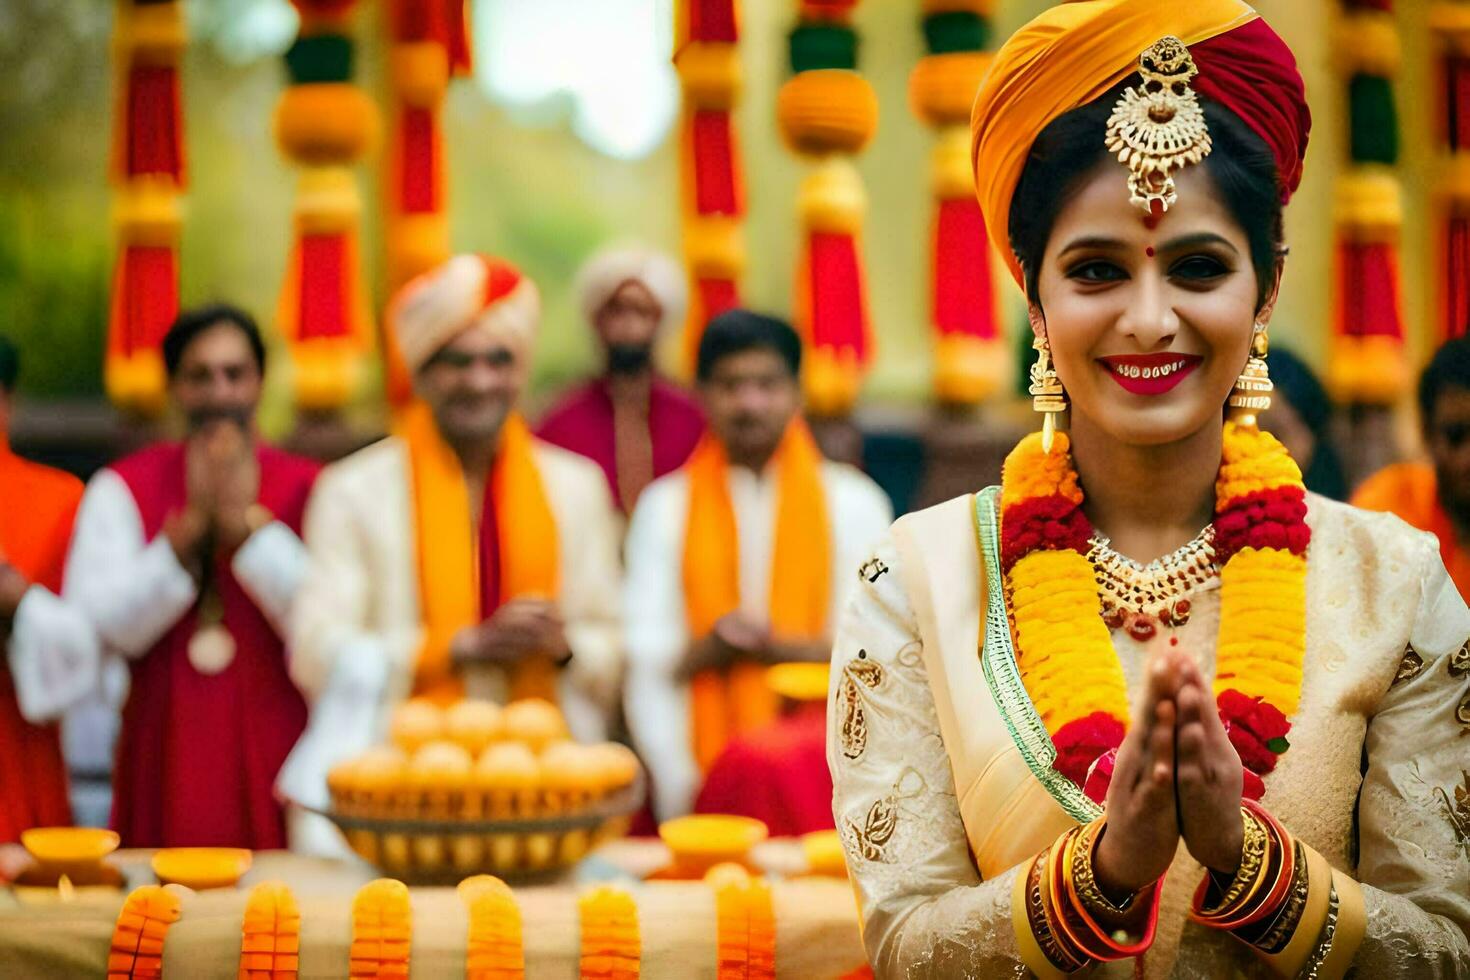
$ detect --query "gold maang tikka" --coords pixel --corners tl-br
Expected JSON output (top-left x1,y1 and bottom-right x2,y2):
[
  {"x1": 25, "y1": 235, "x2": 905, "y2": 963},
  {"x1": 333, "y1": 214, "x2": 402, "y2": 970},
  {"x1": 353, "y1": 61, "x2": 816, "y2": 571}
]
[
  {"x1": 1228, "y1": 322, "x2": 1273, "y2": 427},
  {"x1": 1105, "y1": 36, "x2": 1213, "y2": 215},
  {"x1": 1030, "y1": 334, "x2": 1067, "y2": 454}
]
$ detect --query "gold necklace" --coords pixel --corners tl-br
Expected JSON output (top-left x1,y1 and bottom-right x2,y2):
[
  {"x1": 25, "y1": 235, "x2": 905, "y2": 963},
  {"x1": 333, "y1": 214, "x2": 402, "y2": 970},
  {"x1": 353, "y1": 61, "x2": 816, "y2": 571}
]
[{"x1": 1086, "y1": 525, "x2": 1219, "y2": 634}]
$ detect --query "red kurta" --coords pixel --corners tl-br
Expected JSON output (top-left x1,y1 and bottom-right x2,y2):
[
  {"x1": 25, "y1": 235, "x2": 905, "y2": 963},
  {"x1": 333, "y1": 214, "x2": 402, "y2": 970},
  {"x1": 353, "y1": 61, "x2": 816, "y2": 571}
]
[
  {"x1": 108, "y1": 443, "x2": 317, "y2": 849},
  {"x1": 0, "y1": 439, "x2": 82, "y2": 843},
  {"x1": 537, "y1": 376, "x2": 705, "y2": 512}
]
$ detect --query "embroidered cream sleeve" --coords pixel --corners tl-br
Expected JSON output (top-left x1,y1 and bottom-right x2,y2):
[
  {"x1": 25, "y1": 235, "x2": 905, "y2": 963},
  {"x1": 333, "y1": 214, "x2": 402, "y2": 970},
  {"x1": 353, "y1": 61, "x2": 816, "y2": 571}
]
[
  {"x1": 827, "y1": 535, "x2": 1028, "y2": 980},
  {"x1": 1351, "y1": 541, "x2": 1470, "y2": 977}
]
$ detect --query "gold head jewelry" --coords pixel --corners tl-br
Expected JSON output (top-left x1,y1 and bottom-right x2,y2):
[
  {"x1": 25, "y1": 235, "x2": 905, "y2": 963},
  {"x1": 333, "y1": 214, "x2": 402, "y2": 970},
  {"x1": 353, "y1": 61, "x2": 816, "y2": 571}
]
[
  {"x1": 1029, "y1": 334, "x2": 1067, "y2": 453},
  {"x1": 1105, "y1": 36, "x2": 1213, "y2": 215},
  {"x1": 1228, "y1": 322, "x2": 1273, "y2": 427}
]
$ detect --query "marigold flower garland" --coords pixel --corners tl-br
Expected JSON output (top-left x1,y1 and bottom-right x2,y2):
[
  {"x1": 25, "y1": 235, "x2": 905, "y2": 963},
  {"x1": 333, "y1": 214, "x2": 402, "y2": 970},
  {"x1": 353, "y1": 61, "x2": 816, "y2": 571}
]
[
  {"x1": 108, "y1": 885, "x2": 182, "y2": 980},
  {"x1": 998, "y1": 421, "x2": 1309, "y2": 802},
  {"x1": 240, "y1": 881, "x2": 301, "y2": 980}
]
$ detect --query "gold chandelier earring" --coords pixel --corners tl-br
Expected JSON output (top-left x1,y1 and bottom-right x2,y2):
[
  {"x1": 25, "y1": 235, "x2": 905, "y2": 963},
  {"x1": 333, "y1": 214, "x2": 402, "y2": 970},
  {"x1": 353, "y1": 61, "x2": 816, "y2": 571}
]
[
  {"x1": 1228, "y1": 321, "x2": 1273, "y2": 427},
  {"x1": 1030, "y1": 333, "x2": 1068, "y2": 453}
]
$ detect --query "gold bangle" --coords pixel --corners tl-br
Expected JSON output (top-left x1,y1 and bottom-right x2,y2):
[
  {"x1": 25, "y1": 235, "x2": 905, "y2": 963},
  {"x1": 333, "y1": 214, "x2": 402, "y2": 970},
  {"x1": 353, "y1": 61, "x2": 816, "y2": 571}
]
[
  {"x1": 1072, "y1": 818, "x2": 1141, "y2": 924},
  {"x1": 1024, "y1": 849, "x2": 1085, "y2": 973},
  {"x1": 1199, "y1": 808, "x2": 1268, "y2": 917},
  {"x1": 1246, "y1": 841, "x2": 1311, "y2": 953}
]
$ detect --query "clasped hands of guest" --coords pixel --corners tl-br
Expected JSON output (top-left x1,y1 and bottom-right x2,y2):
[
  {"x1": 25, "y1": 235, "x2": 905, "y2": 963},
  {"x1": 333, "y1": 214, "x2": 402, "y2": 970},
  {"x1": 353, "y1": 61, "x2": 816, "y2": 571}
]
[
  {"x1": 451, "y1": 598, "x2": 571, "y2": 668},
  {"x1": 1094, "y1": 646, "x2": 1247, "y2": 909},
  {"x1": 163, "y1": 417, "x2": 262, "y2": 571},
  {"x1": 678, "y1": 611, "x2": 829, "y2": 680}
]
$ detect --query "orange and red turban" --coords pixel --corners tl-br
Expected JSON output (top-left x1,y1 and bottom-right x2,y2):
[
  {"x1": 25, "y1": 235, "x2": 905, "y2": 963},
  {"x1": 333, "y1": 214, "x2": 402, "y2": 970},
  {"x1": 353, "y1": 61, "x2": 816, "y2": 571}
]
[{"x1": 970, "y1": 0, "x2": 1310, "y2": 287}]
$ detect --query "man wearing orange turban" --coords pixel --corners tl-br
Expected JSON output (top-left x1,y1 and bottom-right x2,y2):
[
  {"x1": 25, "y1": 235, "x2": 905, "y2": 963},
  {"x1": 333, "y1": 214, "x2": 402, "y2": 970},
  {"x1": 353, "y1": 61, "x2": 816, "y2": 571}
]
[{"x1": 283, "y1": 255, "x2": 623, "y2": 853}]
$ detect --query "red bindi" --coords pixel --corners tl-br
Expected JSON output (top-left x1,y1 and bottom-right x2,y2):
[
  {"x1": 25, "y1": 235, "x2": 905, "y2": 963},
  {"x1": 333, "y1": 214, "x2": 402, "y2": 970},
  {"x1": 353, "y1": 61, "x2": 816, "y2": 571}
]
[
  {"x1": 1145, "y1": 246, "x2": 1156, "y2": 258},
  {"x1": 1169, "y1": 636, "x2": 1178, "y2": 646}
]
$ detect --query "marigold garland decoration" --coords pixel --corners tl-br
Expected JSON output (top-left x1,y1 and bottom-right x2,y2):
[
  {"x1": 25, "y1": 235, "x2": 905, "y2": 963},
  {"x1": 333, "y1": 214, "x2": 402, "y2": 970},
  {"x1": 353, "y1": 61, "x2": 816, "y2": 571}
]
[
  {"x1": 777, "y1": 0, "x2": 878, "y2": 416},
  {"x1": 274, "y1": 1, "x2": 379, "y2": 413},
  {"x1": 578, "y1": 886, "x2": 641, "y2": 980},
  {"x1": 240, "y1": 881, "x2": 301, "y2": 980},
  {"x1": 712, "y1": 874, "x2": 776, "y2": 980},
  {"x1": 909, "y1": 0, "x2": 1004, "y2": 405},
  {"x1": 675, "y1": 0, "x2": 746, "y2": 372},
  {"x1": 106, "y1": 0, "x2": 187, "y2": 417},
  {"x1": 459, "y1": 875, "x2": 525, "y2": 980},
  {"x1": 1327, "y1": 0, "x2": 1408, "y2": 403},
  {"x1": 349, "y1": 878, "x2": 412, "y2": 978},
  {"x1": 998, "y1": 422, "x2": 1309, "y2": 803},
  {"x1": 1432, "y1": 3, "x2": 1470, "y2": 340},
  {"x1": 108, "y1": 885, "x2": 182, "y2": 980}
]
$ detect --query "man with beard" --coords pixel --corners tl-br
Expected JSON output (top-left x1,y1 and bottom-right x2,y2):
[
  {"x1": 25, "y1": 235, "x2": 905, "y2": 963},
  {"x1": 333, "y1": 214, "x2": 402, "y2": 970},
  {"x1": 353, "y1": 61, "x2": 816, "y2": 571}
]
[
  {"x1": 64, "y1": 305, "x2": 318, "y2": 848},
  {"x1": 622, "y1": 310, "x2": 890, "y2": 826},
  {"x1": 1353, "y1": 336, "x2": 1470, "y2": 597},
  {"x1": 537, "y1": 245, "x2": 704, "y2": 513},
  {"x1": 281, "y1": 255, "x2": 621, "y2": 849}
]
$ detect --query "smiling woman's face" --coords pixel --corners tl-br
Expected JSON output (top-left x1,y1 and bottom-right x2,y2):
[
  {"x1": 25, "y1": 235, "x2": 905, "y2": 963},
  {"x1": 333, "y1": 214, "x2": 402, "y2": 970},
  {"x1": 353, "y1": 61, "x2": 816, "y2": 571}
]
[{"x1": 1033, "y1": 161, "x2": 1277, "y2": 448}]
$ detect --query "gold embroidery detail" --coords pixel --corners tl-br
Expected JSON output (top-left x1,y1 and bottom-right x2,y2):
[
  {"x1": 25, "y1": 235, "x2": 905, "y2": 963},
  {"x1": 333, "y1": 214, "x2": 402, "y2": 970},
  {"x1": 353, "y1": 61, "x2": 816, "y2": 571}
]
[
  {"x1": 1457, "y1": 689, "x2": 1470, "y2": 730},
  {"x1": 1449, "y1": 639, "x2": 1470, "y2": 678},
  {"x1": 841, "y1": 769, "x2": 924, "y2": 864},
  {"x1": 1105, "y1": 36, "x2": 1213, "y2": 215},
  {"x1": 858, "y1": 556, "x2": 889, "y2": 583},
  {"x1": 838, "y1": 650, "x2": 884, "y2": 760},
  {"x1": 1393, "y1": 646, "x2": 1424, "y2": 686},
  {"x1": 1436, "y1": 772, "x2": 1470, "y2": 858}
]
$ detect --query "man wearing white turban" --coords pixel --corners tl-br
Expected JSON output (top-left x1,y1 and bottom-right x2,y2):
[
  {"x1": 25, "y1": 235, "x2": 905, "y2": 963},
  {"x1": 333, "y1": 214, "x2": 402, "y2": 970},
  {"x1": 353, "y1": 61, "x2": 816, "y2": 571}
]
[
  {"x1": 538, "y1": 244, "x2": 705, "y2": 513},
  {"x1": 280, "y1": 255, "x2": 623, "y2": 850}
]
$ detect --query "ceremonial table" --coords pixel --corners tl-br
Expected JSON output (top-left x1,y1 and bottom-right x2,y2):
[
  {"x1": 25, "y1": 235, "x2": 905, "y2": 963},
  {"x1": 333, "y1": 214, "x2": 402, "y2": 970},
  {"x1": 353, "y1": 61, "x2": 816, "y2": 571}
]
[{"x1": 0, "y1": 839, "x2": 868, "y2": 978}]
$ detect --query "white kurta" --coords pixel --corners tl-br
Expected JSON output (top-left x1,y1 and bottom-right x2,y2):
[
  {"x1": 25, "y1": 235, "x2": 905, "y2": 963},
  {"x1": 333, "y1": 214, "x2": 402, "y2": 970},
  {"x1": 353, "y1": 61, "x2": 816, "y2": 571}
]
[
  {"x1": 281, "y1": 434, "x2": 624, "y2": 822},
  {"x1": 6, "y1": 585, "x2": 99, "y2": 725},
  {"x1": 623, "y1": 458, "x2": 893, "y2": 821},
  {"x1": 58, "y1": 469, "x2": 307, "y2": 773}
]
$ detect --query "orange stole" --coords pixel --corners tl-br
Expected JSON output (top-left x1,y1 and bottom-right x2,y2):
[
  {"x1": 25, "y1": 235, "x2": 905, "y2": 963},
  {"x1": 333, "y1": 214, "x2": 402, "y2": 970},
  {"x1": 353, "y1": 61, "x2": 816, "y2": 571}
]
[
  {"x1": 682, "y1": 420, "x2": 832, "y2": 771},
  {"x1": 399, "y1": 402, "x2": 561, "y2": 705}
]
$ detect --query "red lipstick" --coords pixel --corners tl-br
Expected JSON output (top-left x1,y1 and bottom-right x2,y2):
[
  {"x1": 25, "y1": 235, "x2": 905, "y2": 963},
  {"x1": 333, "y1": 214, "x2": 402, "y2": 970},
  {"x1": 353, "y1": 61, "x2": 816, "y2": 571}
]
[{"x1": 1098, "y1": 353, "x2": 1202, "y2": 395}]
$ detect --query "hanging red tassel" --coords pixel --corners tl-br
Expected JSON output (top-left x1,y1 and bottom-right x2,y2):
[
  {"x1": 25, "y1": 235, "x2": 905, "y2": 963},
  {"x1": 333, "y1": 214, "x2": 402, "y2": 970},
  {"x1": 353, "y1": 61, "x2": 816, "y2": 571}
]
[
  {"x1": 397, "y1": 105, "x2": 442, "y2": 213},
  {"x1": 1433, "y1": 12, "x2": 1470, "y2": 341},
  {"x1": 805, "y1": 232, "x2": 868, "y2": 357},
  {"x1": 933, "y1": 199, "x2": 988, "y2": 336},
  {"x1": 445, "y1": 0, "x2": 473, "y2": 76},
  {"x1": 690, "y1": 111, "x2": 740, "y2": 215},
  {"x1": 124, "y1": 66, "x2": 184, "y2": 180},
  {"x1": 1445, "y1": 214, "x2": 1470, "y2": 338},
  {"x1": 111, "y1": 246, "x2": 178, "y2": 358}
]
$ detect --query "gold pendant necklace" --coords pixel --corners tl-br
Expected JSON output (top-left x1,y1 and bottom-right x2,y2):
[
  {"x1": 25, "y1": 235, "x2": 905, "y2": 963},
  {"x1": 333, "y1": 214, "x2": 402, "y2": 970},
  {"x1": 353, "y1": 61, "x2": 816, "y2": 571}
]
[
  {"x1": 1087, "y1": 525, "x2": 1219, "y2": 635},
  {"x1": 188, "y1": 582, "x2": 236, "y2": 675}
]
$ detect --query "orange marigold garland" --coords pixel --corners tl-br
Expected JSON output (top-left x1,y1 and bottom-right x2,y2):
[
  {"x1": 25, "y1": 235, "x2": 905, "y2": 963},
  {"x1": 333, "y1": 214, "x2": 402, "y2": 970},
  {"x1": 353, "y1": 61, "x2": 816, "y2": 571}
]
[
  {"x1": 240, "y1": 881, "x2": 301, "y2": 980},
  {"x1": 108, "y1": 885, "x2": 183, "y2": 980},
  {"x1": 349, "y1": 878, "x2": 412, "y2": 978},
  {"x1": 711, "y1": 870, "x2": 776, "y2": 980},
  {"x1": 459, "y1": 875, "x2": 525, "y2": 980},
  {"x1": 578, "y1": 886, "x2": 641, "y2": 980},
  {"x1": 998, "y1": 421, "x2": 1308, "y2": 803}
]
